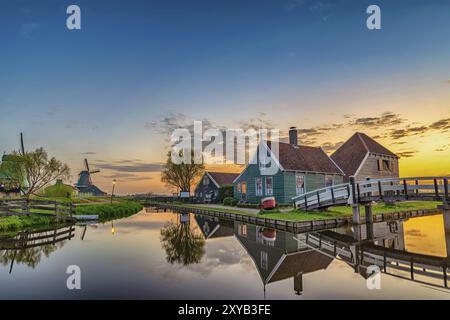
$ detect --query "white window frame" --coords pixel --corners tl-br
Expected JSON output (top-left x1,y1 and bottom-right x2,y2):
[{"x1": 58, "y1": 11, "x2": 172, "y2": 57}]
[
  {"x1": 325, "y1": 175, "x2": 334, "y2": 187},
  {"x1": 295, "y1": 173, "x2": 305, "y2": 195},
  {"x1": 255, "y1": 177, "x2": 263, "y2": 196},
  {"x1": 265, "y1": 176, "x2": 273, "y2": 196},
  {"x1": 261, "y1": 251, "x2": 268, "y2": 270}
]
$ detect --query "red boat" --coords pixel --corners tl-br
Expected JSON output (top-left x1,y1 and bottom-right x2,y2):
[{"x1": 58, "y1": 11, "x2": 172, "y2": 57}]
[
  {"x1": 262, "y1": 228, "x2": 277, "y2": 242},
  {"x1": 261, "y1": 197, "x2": 276, "y2": 210}
]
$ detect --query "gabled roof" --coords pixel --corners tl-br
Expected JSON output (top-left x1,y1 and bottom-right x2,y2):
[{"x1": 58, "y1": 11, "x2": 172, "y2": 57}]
[
  {"x1": 266, "y1": 141, "x2": 344, "y2": 175},
  {"x1": 207, "y1": 171, "x2": 239, "y2": 187},
  {"x1": 268, "y1": 250, "x2": 333, "y2": 284},
  {"x1": 331, "y1": 132, "x2": 398, "y2": 178}
]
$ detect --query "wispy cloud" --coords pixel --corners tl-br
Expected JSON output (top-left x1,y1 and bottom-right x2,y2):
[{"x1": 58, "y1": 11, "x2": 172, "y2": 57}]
[
  {"x1": 429, "y1": 118, "x2": 450, "y2": 130},
  {"x1": 19, "y1": 22, "x2": 40, "y2": 39},
  {"x1": 435, "y1": 144, "x2": 450, "y2": 152},
  {"x1": 102, "y1": 173, "x2": 153, "y2": 181},
  {"x1": 350, "y1": 112, "x2": 405, "y2": 128},
  {"x1": 95, "y1": 162, "x2": 163, "y2": 173},
  {"x1": 396, "y1": 151, "x2": 417, "y2": 158},
  {"x1": 321, "y1": 141, "x2": 344, "y2": 153}
]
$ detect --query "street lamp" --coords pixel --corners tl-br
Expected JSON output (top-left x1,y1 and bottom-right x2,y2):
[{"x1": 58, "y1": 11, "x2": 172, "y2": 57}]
[{"x1": 110, "y1": 179, "x2": 116, "y2": 204}]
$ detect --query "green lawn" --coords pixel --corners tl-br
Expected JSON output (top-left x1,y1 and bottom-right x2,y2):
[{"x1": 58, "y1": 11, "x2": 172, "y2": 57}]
[
  {"x1": 152, "y1": 201, "x2": 441, "y2": 222},
  {"x1": 0, "y1": 214, "x2": 55, "y2": 231}
]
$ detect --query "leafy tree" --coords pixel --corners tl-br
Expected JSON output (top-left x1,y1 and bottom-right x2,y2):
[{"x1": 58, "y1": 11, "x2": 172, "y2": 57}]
[
  {"x1": 160, "y1": 150, "x2": 204, "y2": 194},
  {"x1": 160, "y1": 217, "x2": 205, "y2": 265},
  {"x1": 0, "y1": 148, "x2": 70, "y2": 198}
]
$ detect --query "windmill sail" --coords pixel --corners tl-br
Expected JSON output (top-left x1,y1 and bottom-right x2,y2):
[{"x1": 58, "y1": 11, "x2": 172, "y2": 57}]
[{"x1": 20, "y1": 133, "x2": 25, "y2": 155}]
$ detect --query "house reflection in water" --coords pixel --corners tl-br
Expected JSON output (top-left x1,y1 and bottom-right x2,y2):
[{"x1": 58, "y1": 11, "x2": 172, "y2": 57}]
[
  {"x1": 234, "y1": 222, "x2": 332, "y2": 295},
  {"x1": 194, "y1": 215, "x2": 234, "y2": 240},
  {"x1": 191, "y1": 210, "x2": 450, "y2": 293}
]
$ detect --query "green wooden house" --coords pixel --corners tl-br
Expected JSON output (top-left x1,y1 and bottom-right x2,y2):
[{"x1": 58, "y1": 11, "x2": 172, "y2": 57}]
[{"x1": 233, "y1": 127, "x2": 344, "y2": 205}]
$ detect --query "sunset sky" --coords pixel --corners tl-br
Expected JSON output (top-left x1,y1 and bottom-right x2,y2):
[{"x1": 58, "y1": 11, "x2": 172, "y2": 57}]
[{"x1": 0, "y1": 0, "x2": 449, "y2": 194}]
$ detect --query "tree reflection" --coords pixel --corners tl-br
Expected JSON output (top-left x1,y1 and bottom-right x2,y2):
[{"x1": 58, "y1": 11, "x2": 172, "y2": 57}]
[
  {"x1": 160, "y1": 215, "x2": 205, "y2": 266},
  {"x1": 0, "y1": 225, "x2": 72, "y2": 271}
]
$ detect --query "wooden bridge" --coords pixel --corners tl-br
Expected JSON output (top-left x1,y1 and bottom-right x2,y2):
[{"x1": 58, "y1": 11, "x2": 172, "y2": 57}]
[
  {"x1": 293, "y1": 176, "x2": 450, "y2": 211},
  {"x1": 296, "y1": 229, "x2": 450, "y2": 289}
]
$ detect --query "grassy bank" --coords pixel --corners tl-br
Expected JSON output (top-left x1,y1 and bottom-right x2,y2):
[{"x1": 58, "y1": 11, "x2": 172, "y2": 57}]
[
  {"x1": 74, "y1": 201, "x2": 143, "y2": 221},
  {"x1": 0, "y1": 214, "x2": 56, "y2": 231},
  {"x1": 149, "y1": 201, "x2": 441, "y2": 222}
]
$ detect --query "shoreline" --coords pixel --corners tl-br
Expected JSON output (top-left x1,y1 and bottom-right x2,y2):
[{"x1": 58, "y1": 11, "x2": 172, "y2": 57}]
[{"x1": 146, "y1": 201, "x2": 442, "y2": 232}]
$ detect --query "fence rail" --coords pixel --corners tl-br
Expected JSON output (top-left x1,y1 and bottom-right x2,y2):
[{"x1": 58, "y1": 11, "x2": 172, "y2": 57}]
[
  {"x1": 0, "y1": 198, "x2": 74, "y2": 219},
  {"x1": 293, "y1": 176, "x2": 449, "y2": 211}
]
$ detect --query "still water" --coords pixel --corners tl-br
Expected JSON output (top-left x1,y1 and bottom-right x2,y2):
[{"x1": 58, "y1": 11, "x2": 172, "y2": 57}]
[{"x1": 1, "y1": 209, "x2": 450, "y2": 299}]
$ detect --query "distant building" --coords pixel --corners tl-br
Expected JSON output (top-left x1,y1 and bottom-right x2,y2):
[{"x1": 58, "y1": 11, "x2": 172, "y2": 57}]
[
  {"x1": 331, "y1": 132, "x2": 399, "y2": 182},
  {"x1": 194, "y1": 171, "x2": 238, "y2": 203},
  {"x1": 43, "y1": 179, "x2": 78, "y2": 198},
  {"x1": 233, "y1": 127, "x2": 344, "y2": 204},
  {"x1": 0, "y1": 154, "x2": 24, "y2": 198}
]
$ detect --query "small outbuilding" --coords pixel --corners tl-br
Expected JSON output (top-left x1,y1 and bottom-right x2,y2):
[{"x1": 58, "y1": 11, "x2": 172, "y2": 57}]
[
  {"x1": 194, "y1": 171, "x2": 238, "y2": 203},
  {"x1": 331, "y1": 132, "x2": 399, "y2": 182}
]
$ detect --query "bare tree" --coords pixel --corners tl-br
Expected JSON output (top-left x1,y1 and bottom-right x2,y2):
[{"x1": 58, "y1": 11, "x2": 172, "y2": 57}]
[{"x1": 160, "y1": 150, "x2": 204, "y2": 194}]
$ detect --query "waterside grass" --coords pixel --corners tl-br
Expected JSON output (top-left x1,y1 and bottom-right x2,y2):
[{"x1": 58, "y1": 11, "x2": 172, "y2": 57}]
[{"x1": 148, "y1": 200, "x2": 441, "y2": 222}]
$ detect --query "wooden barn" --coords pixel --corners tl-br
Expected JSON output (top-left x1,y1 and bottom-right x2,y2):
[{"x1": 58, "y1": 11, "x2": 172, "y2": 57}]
[
  {"x1": 194, "y1": 171, "x2": 238, "y2": 203},
  {"x1": 233, "y1": 127, "x2": 344, "y2": 205},
  {"x1": 331, "y1": 132, "x2": 399, "y2": 182}
]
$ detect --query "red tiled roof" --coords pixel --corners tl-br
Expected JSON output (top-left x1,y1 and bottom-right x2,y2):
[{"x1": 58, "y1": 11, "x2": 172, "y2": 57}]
[
  {"x1": 331, "y1": 132, "x2": 398, "y2": 179},
  {"x1": 266, "y1": 141, "x2": 343, "y2": 174},
  {"x1": 207, "y1": 172, "x2": 239, "y2": 187}
]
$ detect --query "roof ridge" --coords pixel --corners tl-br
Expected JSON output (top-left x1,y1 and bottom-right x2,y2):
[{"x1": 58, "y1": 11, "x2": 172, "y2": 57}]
[{"x1": 356, "y1": 132, "x2": 370, "y2": 152}]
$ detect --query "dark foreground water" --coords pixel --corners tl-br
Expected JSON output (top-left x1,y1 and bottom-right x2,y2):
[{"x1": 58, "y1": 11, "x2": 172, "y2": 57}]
[{"x1": 0, "y1": 209, "x2": 450, "y2": 299}]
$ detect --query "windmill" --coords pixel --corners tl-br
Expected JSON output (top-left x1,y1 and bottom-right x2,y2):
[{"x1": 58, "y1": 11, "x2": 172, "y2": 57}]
[
  {"x1": 76, "y1": 159, "x2": 100, "y2": 188},
  {"x1": 75, "y1": 159, "x2": 106, "y2": 196}
]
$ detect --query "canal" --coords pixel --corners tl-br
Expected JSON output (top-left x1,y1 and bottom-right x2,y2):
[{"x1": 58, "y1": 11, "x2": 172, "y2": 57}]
[{"x1": 0, "y1": 208, "x2": 449, "y2": 299}]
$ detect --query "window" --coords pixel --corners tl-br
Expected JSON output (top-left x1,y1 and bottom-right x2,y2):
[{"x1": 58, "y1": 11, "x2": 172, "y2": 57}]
[
  {"x1": 203, "y1": 175, "x2": 209, "y2": 185},
  {"x1": 261, "y1": 251, "x2": 268, "y2": 270},
  {"x1": 295, "y1": 174, "x2": 305, "y2": 195},
  {"x1": 238, "y1": 224, "x2": 247, "y2": 236},
  {"x1": 382, "y1": 160, "x2": 392, "y2": 171},
  {"x1": 241, "y1": 181, "x2": 247, "y2": 194},
  {"x1": 377, "y1": 159, "x2": 393, "y2": 172},
  {"x1": 255, "y1": 177, "x2": 263, "y2": 196},
  {"x1": 237, "y1": 183, "x2": 241, "y2": 193},
  {"x1": 325, "y1": 175, "x2": 333, "y2": 187},
  {"x1": 265, "y1": 177, "x2": 273, "y2": 195}
]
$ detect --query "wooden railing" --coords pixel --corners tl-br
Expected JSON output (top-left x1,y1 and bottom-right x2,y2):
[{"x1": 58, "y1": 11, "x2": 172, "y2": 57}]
[
  {"x1": 292, "y1": 183, "x2": 351, "y2": 210},
  {"x1": 0, "y1": 198, "x2": 74, "y2": 218},
  {"x1": 293, "y1": 176, "x2": 450, "y2": 210},
  {"x1": 354, "y1": 177, "x2": 449, "y2": 203}
]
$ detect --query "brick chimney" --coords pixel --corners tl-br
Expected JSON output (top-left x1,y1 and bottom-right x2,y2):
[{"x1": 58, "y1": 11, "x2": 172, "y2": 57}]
[{"x1": 289, "y1": 127, "x2": 298, "y2": 146}]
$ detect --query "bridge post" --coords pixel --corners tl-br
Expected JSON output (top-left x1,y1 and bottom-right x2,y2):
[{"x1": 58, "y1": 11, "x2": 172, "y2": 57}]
[
  {"x1": 350, "y1": 176, "x2": 361, "y2": 224},
  {"x1": 365, "y1": 204, "x2": 373, "y2": 224},
  {"x1": 294, "y1": 271, "x2": 303, "y2": 295}
]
